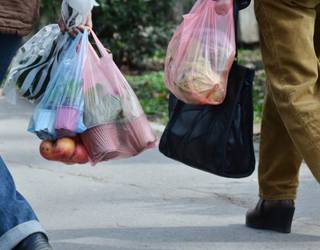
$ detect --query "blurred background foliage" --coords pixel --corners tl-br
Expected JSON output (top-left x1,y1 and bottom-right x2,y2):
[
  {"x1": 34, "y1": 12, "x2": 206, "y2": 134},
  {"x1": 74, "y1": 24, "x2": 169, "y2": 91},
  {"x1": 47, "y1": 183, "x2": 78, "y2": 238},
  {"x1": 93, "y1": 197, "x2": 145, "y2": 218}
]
[
  {"x1": 92, "y1": 1, "x2": 174, "y2": 69},
  {"x1": 40, "y1": 0, "x2": 264, "y2": 124},
  {"x1": 40, "y1": 0, "x2": 193, "y2": 69}
]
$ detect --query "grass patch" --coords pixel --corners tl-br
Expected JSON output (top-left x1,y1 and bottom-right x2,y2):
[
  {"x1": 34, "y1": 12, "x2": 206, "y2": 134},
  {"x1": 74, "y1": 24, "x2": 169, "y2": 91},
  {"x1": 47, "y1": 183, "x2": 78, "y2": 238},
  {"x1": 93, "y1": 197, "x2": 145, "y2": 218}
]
[{"x1": 126, "y1": 72, "x2": 170, "y2": 124}]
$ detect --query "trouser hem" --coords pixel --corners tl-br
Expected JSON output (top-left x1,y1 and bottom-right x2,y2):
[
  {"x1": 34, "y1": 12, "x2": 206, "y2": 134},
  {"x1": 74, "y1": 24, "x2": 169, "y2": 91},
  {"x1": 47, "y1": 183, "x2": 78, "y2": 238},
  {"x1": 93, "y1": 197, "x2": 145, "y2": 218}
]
[
  {"x1": 259, "y1": 193, "x2": 297, "y2": 201},
  {"x1": 0, "y1": 220, "x2": 47, "y2": 250}
]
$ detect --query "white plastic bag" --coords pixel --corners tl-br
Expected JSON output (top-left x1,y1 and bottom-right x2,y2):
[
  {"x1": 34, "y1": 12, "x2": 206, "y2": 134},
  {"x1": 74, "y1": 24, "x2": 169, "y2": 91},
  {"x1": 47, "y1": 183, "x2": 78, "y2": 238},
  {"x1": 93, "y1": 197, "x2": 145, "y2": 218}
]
[
  {"x1": 28, "y1": 31, "x2": 89, "y2": 140},
  {"x1": 61, "y1": 0, "x2": 99, "y2": 29},
  {"x1": 2, "y1": 0, "x2": 99, "y2": 103},
  {"x1": 3, "y1": 25, "x2": 68, "y2": 103}
]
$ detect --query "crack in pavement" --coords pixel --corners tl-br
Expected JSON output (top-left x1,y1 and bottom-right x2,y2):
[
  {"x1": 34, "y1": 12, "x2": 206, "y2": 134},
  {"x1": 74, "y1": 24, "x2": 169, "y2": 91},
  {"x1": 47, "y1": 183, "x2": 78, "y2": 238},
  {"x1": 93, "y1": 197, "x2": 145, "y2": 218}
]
[
  {"x1": 6, "y1": 159, "x2": 253, "y2": 209},
  {"x1": 177, "y1": 187, "x2": 251, "y2": 209}
]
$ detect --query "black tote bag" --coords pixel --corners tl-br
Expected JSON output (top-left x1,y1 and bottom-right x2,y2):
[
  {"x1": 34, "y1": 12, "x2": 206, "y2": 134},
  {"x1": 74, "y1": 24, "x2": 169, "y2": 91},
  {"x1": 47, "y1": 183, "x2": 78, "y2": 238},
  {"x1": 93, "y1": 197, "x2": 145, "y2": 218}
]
[{"x1": 159, "y1": 62, "x2": 256, "y2": 178}]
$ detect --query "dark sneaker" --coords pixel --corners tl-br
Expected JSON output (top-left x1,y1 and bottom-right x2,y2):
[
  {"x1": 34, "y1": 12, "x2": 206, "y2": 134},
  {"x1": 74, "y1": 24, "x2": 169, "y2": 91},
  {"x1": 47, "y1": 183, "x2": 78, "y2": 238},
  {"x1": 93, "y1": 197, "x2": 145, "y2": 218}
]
[{"x1": 13, "y1": 233, "x2": 53, "y2": 250}]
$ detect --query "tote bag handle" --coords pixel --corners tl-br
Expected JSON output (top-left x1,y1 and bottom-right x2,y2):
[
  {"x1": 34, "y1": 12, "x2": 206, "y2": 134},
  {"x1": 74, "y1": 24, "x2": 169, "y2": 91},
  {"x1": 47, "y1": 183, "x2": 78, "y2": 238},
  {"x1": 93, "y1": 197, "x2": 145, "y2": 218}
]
[{"x1": 89, "y1": 29, "x2": 112, "y2": 59}]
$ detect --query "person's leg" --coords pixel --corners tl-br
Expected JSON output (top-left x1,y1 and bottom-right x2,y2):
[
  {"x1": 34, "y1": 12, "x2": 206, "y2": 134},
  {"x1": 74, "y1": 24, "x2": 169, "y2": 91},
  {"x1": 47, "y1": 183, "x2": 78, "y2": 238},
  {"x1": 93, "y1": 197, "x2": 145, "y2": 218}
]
[
  {"x1": 258, "y1": 90, "x2": 303, "y2": 200},
  {"x1": 316, "y1": 5, "x2": 320, "y2": 58},
  {"x1": 246, "y1": 89, "x2": 302, "y2": 233},
  {"x1": 254, "y1": 0, "x2": 320, "y2": 181},
  {"x1": 0, "y1": 35, "x2": 22, "y2": 83},
  {"x1": 246, "y1": 0, "x2": 320, "y2": 234},
  {"x1": 0, "y1": 158, "x2": 47, "y2": 249},
  {"x1": 0, "y1": 34, "x2": 50, "y2": 249}
]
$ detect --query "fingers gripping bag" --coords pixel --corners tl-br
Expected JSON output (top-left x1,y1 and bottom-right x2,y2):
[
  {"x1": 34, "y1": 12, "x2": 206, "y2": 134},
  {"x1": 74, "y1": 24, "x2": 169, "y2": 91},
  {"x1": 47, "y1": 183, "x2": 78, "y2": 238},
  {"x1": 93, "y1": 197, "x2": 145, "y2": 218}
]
[
  {"x1": 165, "y1": 0, "x2": 236, "y2": 105},
  {"x1": 61, "y1": 0, "x2": 99, "y2": 29},
  {"x1": 28, "y1": 31, "x2": 89, "y2": 140},
  {"x1": 80, "y1": 31, "x2": 157, "y2": 164}
]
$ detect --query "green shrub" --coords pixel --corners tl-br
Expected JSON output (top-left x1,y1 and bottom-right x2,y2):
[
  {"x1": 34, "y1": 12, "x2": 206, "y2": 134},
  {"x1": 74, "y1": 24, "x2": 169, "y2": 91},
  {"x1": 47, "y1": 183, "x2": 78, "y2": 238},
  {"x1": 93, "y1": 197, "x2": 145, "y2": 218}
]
[
  {"x1": 126, "y1": 72, "x2": 169, "y2": 123},
  {"x1": 92, "y1": 1, "x2": 175, "y2": 68},
  {"x1": 41, "y1": 0, "x2": 175, "y2": 69}
]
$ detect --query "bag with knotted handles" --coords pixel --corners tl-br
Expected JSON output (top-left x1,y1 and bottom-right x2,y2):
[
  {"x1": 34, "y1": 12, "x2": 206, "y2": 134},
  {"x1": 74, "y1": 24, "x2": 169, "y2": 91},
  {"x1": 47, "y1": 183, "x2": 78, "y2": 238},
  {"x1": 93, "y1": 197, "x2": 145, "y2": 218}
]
[{"x1": 159, "y1": 0, "x2": 256, "y2": 178}]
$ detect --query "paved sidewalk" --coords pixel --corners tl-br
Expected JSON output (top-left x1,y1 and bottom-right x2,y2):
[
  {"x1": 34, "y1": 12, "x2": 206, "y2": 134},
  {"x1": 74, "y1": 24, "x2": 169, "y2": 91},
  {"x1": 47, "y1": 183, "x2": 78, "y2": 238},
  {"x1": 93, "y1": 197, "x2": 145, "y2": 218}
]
[{"x1": 0, "y1": 97, "x2": 320, "y2": 250}]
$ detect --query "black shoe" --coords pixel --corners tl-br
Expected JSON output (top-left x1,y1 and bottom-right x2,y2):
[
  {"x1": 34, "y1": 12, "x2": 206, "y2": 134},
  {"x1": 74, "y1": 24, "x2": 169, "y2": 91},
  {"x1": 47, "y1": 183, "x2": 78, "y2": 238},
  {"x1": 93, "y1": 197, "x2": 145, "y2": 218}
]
[
  {"x1": 13, "y1": 233, "x2": 53, "y2": 250},
  {"x1": 246, "y1": 199, "x2": 295, "y2": 233}
]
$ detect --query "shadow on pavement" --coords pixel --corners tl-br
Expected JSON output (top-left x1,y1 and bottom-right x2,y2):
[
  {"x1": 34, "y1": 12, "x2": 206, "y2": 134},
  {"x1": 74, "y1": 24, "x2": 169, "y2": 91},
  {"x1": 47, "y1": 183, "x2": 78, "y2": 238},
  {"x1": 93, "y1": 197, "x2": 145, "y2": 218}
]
[{"x1": 49, "y1": 225, "x2": 320, "y2": 245}]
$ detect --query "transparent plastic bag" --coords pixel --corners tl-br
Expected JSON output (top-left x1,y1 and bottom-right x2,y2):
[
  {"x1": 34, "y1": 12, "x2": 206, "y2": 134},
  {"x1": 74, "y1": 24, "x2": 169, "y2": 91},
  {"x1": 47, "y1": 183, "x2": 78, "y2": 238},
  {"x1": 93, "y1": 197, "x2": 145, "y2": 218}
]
[
  {"x1": 2, "y1": 24, "x2": 68, "y2": 103},
  {"x1": 2, "y1": 0, "x2": 98, "y2": 104},
  {"x1": 165, "y1": 0, "x2": 236, "y2": 105},
  {"x1": 28, "y1": 31, "x2": 89, "y2": 140},
  {"x1": 80, "y1": 31, "x2": 157, "y2": 164}
]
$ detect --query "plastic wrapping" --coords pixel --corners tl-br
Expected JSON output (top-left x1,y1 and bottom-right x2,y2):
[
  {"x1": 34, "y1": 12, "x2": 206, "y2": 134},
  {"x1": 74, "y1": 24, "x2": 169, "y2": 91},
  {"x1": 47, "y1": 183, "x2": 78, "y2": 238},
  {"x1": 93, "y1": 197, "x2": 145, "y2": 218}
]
[
  {"x1": 28, "y1": 31, "x2": 88, "y2": 140},
  {"x1": 61, "y1": 0, "x2": 98, "y2": 29},
  {"x1": 2, "y1": 24, "x2": 68, "y2": 103},
  {"x1": 2, "y1": 0, "x2": 98, "y2": 103},
  {"x1": 80, "y1": 31, "x2": 157, "y2": 164},
  {"x1": 165, "y1": 0, "x2": 236, "y2": 105},
  {"x1": 160, "y1": 63, "x2": 256, "y2": 178}
]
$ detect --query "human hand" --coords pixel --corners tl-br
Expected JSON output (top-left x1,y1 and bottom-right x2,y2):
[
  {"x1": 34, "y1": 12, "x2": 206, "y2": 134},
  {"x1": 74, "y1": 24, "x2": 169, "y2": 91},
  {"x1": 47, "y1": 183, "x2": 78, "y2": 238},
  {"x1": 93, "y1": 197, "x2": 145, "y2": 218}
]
[{"x1": 58, "y1": 14, "x2": 93, "y2": 37}]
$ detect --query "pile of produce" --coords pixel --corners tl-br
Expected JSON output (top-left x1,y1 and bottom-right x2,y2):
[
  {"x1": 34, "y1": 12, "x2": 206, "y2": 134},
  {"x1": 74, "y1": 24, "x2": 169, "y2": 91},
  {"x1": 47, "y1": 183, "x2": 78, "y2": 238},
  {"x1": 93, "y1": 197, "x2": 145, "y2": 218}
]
[{"x1": 40, "y1": 137, "x2": 89, "y2": 164}]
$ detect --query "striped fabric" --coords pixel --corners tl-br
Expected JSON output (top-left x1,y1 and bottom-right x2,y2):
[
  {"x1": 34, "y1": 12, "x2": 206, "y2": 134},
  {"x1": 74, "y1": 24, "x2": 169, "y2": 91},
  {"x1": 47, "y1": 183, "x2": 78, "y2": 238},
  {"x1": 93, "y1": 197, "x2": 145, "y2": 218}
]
[{"x1": 3, "y1": 25, "x2": 69, "y2": 101}]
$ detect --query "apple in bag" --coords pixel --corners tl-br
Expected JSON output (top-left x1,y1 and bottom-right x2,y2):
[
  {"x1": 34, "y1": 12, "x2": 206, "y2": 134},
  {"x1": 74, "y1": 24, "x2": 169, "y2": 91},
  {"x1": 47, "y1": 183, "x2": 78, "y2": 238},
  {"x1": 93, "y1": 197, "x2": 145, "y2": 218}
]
[
  {"x1": 71, "y1": 143, "x2": 89, "y2": 164},
  {"x1": 55, "y1": 137, "x2": 76, "y2": 159}
]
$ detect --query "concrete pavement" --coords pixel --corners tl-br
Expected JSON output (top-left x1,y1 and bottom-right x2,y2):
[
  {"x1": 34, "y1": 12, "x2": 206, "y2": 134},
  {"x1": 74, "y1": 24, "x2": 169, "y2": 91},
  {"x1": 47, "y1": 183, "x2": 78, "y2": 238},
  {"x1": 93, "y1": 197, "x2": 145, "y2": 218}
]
[{"x1": 0, "y1": 97, "x2": 320, "y2": 250}]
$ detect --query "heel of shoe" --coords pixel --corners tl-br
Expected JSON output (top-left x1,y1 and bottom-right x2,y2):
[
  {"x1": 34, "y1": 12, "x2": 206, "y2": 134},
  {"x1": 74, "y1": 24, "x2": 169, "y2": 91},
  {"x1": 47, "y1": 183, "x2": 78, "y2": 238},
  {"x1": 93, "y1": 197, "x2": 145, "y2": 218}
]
[
  {"x1": 267, "y1": 206, "x2": 295, "y2": 233},
  {"x1": 246, "y1": 200, "x2": 295, "y2": 234}
]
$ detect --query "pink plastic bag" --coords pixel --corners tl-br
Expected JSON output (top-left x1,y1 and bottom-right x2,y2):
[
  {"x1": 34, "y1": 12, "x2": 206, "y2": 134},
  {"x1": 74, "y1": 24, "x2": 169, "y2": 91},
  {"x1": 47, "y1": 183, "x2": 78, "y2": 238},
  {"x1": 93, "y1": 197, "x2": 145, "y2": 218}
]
[
  {"x1": 80, "y1": 31, "x2": 157, "y2": 164},
  {"x1": 165, "y1": 0, "x2": 236, "y2": 105}
]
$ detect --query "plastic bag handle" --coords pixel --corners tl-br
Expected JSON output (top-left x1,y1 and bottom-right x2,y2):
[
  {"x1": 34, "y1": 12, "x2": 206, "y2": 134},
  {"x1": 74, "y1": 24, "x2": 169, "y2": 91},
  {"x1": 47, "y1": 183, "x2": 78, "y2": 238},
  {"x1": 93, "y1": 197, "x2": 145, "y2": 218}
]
[
  {"x1": 89, "y1": 29, "x2": 111, "y2": 58},
  {"x1": 234, "y1": 0, "x2": 239, "y2": 60},
  {"x1": 68, "y1": 29, "x2": 86, "y2": 52}
]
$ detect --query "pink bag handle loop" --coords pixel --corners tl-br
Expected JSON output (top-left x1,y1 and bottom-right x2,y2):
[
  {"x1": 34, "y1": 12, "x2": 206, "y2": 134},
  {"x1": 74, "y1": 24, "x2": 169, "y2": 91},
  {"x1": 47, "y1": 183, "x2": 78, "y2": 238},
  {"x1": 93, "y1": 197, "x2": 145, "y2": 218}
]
[{"x1": 89, "y1": 29, "x2": 112, "y2": 58}]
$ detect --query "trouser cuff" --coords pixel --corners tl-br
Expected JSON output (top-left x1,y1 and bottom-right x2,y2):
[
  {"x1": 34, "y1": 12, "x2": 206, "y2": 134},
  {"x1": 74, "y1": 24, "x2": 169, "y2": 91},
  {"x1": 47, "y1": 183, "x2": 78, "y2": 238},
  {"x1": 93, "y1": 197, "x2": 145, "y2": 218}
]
[
  {"x1": 259, "y1": 193, "x2": 297, "y2": 201},
  {"x1": 0, "y1": 220, "x2": 47, "y2": 250}
]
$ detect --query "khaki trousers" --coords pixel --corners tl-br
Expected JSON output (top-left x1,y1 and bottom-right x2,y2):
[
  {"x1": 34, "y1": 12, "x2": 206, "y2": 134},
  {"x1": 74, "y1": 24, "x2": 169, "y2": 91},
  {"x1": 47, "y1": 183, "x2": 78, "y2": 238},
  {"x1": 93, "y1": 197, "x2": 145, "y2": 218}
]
[{"x1": 254, "y1": 0, "x2": 320, "y2": 200}]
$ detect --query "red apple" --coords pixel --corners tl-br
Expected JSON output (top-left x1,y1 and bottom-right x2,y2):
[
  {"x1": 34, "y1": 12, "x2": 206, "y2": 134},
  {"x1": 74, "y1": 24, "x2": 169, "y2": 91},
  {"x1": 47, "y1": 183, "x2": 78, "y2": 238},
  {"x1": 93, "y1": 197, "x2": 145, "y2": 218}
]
[
  {"x1": 71, "y1": 143, "x2": 89, "y2": 164},
  {"x1": 55, "y1": 137, "x2": 76, "y2": 160},
  {"x1": 40, "y1": 137, "x2": 89, "y2": 165},
  {"x1": 40, "y1": 140, "x2": 55, "y2": 160}
]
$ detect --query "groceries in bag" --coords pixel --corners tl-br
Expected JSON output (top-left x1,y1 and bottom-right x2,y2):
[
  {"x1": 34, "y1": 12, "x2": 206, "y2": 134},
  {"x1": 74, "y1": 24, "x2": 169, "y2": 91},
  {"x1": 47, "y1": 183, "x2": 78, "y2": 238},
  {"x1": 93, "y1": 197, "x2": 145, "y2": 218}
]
[
  {"x1": 2, "y1": 24, "x2": 68, "y2": 103},
  {"x1": 2, "y1": 0, "x2": 98, "y2": 103},
  {"x1": 28, "y1": 31, "x2": 88, "y2": 140},
  {"x1": 79, "y1": 31, "x2": 157, "y2": 164},
  {"x1": 30, "y1": 30, "x2": 156, "y2": 164},
  {"x1": 40, "y1": 136, "x2": 89, "y2": 164},
  {"x1": 164, "y1": 0, "x2": 236, "y2": 105},
  {"x1": 29, "y1": 31, "x2": 156, "y2": 164},
  {"x1": 160, "y1": 63, "x2": 256, "y2": 178},
  {"x1": 3, "y1": 0, "x2": 157, "y2": 165}
]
